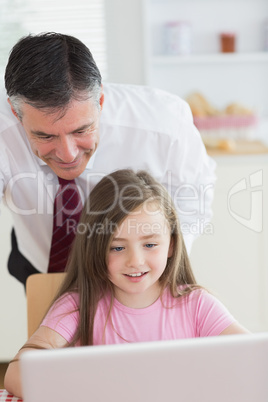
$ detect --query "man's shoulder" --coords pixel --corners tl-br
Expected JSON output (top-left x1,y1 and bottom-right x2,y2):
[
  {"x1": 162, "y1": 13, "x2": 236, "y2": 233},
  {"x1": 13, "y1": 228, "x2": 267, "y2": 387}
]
[
  {"x1": 0, "y1": 87, "x2": 20, "y2": 133},
  {"x1": 101, "y1": 83, "x2": 193, "y2": 136},
  {"x1": 102, "y1": 83, "x2": 191, "y2": 116},
  {"x1": 0, "y1": 89, "x2": 32, "y2": 167}
]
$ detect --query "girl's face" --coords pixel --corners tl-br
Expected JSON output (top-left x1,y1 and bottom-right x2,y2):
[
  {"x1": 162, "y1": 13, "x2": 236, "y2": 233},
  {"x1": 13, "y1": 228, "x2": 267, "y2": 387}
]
[{"x1": 107, "y1": 203, "x2": 173, "y2": 309}]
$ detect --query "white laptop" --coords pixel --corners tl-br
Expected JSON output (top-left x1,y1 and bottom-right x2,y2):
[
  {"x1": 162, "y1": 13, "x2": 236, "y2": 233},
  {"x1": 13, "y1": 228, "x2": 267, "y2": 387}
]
[{"x1": 20, "y1": 332, "x2": 268, "y2": 402}]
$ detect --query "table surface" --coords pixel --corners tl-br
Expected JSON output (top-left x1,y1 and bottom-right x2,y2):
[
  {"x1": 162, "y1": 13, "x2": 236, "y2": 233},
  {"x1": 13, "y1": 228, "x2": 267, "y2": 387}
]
[{"x1": 0, "y1": 390, "x2": 22, "y2": 401}]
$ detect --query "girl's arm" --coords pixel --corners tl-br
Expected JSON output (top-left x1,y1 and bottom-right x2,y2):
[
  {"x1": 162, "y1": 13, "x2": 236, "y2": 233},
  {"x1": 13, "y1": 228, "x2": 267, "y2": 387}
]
[
  {"x1": 4, "y1": 325, "x2": 68, "y2": 399},
  {"x1": 220, "y1": 321, "x2": 250, "y2": 335}
]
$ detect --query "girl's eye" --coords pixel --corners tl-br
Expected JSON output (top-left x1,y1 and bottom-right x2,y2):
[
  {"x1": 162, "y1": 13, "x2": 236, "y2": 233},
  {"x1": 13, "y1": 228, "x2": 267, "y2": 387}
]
[
  {"x1": 145, "y1": 243, "x2": 156, "y2": 249},
  {"x1": 111, "y1": 246, "x2": 124, "y2": 252}
]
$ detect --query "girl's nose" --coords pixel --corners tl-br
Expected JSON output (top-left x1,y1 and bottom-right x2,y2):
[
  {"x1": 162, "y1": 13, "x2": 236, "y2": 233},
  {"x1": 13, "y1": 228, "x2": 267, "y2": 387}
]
[{"x1": 126, "y1": 248, "x2": 144, "y2": 268}]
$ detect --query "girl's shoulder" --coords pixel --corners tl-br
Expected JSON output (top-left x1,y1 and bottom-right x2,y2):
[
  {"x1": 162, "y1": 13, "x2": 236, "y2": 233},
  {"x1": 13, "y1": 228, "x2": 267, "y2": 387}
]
[
  {"x1": 164, "y1": 284, "x2": 204, "y2": 298},
  {"x1": 168, "y1": 285, "x2": 230, "y2": 316},
  {"x1": 50, "y1": 291, "x2": 79, "y2": 312},
  {"x1": 162, "y1": 285, "x2": 211, "y2": 307}
]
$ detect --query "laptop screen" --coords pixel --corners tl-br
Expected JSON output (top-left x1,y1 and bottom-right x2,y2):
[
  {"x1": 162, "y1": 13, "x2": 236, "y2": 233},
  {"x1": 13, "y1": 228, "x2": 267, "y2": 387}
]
[{"x1": 21, "y1": 333, "x2": 268, "y2": 402}]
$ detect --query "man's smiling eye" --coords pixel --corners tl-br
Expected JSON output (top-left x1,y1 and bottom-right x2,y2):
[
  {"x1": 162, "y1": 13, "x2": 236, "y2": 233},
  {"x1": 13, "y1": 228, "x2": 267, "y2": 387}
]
[
  {"x1": 38, "y1": 135, "x2": 54, "y2": 140},
  {"x1": 76, "y1": 126, "x2": 94, "y2": 136}
]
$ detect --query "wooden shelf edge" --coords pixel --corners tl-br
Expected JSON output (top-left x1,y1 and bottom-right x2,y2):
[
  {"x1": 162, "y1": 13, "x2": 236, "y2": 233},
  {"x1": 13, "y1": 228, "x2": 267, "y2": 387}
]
[{"x1": 152, "y1": 52, "x2": 268, "y2": 65}]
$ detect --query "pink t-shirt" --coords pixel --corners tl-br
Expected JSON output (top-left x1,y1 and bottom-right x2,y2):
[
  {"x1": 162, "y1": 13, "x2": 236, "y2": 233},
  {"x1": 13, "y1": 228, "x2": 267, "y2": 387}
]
[{"x1": 41, "y1": 288, "x2": 235, "y2": 345}]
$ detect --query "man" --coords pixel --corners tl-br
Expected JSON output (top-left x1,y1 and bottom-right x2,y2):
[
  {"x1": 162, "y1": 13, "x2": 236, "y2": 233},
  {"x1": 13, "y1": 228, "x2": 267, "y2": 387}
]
[{"x1": 0, "y1": 32, "x2": 216, "y2": 286}]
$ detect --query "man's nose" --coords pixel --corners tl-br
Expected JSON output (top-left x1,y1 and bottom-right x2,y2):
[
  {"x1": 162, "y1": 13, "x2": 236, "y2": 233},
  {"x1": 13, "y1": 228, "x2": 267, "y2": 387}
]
[{"x1": 56, "y1": 135, "x2": 79, "y2": 162}]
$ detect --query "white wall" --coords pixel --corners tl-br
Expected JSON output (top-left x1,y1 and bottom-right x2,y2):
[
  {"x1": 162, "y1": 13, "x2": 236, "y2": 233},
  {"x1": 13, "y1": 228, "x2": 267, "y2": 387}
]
[{"x1": 104, "y1": 0, "x2": 144, "y2": 85}]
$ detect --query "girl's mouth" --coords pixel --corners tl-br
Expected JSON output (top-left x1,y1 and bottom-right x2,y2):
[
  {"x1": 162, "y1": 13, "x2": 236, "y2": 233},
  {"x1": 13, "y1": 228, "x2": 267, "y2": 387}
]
[{"x1": 124, "y1": 272, "x2": 148, "y2": 278}]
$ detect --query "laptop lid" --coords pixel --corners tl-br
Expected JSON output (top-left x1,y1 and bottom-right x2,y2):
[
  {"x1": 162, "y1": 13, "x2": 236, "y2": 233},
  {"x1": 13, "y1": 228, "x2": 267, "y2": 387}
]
[{"x1": 20, "y1": 332, "x2": 268, "y2": 402}]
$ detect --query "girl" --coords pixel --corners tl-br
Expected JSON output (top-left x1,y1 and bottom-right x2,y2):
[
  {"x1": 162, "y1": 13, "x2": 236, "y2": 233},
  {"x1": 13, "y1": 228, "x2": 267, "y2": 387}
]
[{"x1": 5, "y1": 169, "x2": 248, "y2": 397}]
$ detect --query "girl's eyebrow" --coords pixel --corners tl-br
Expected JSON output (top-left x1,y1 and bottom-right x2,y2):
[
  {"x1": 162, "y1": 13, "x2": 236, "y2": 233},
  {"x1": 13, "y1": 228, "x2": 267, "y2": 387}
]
[{"x1": 112, "y1": 234, "x2": 161, "y2": 242}]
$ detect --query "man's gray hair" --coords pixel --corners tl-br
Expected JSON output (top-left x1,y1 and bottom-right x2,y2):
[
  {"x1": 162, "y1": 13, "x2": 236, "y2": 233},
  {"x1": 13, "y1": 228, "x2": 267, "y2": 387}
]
[
  {"x1": 9, "y1": 83, "x2": 102, "y2": 121},
  {"x1": 5, "y1": 32, "x2": 102, "y2": 119}
]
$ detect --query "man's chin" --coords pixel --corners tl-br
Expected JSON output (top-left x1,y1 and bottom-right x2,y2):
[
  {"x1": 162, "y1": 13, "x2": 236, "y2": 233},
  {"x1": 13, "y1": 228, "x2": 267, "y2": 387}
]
[
  {"x1": 47, "y1": 158, "x2": 89, "y2": 180},
  {"x1": 40, "y1": 148, "x2": 95, "y2": 180}
]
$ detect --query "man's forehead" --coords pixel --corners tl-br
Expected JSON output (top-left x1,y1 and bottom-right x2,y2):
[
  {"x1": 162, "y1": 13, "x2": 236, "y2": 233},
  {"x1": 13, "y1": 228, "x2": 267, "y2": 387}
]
[{"x1": 20, "y1": 98, "x2": 99, "y2": 128}]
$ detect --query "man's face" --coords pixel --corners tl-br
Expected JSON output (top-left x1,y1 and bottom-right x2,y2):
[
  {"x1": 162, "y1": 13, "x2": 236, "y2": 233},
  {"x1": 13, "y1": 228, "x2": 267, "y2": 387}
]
[{"x1": 9, "y1": 93, "x2": 104, "y2": 180}]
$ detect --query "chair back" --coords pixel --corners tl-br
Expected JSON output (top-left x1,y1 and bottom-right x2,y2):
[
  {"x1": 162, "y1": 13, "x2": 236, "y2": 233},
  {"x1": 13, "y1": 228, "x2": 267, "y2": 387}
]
[{"x1": 26, "y1": 273, "x2": 65, "y2": 338}]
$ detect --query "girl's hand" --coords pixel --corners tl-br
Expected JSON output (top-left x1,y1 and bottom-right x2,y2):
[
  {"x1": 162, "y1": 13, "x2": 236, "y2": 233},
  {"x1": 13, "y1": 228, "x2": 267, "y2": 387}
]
[{"x1": 4, "y1": 326, "x2": 68, "y2": 398}]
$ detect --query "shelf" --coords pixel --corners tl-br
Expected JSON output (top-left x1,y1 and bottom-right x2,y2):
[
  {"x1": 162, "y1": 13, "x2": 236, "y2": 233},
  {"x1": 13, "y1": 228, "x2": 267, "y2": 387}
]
[
  {"x1": 143, "y1": 0, "x2": 268, "y2": 117},
  {"x1": 152, "y1": 52, "x2": 268, "y2": 65}
]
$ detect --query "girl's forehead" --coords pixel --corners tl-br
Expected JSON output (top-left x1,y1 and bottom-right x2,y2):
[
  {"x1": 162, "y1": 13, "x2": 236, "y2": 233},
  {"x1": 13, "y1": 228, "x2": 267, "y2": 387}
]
[{"x1": 114, "y1": 204, "x2": 170, "y2": 237}]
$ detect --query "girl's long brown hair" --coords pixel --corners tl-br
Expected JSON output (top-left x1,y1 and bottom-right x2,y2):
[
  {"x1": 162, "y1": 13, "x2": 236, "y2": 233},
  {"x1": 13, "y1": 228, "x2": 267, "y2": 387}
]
[{"x1": 50, "y1": 169, "x2": 199, "y2": 346}]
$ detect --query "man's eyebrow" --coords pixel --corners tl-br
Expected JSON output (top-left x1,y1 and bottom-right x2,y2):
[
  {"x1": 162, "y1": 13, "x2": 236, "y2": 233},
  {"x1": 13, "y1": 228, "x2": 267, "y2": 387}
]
[
  {"x1": 30, "y1": 123, "x2": 93, "y2": 137},
  {"x1": 69, "y1": 123, "x2": 93, "y2": 134},
  {"x1": 112, "y1": 234, "x2": 161, "y2": 242}
]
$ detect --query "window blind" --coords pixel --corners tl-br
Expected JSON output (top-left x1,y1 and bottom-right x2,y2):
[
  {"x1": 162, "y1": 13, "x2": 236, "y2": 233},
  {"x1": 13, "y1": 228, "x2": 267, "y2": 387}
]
[{"x1": 0, "y1": 0, "x2": 107, "y2": 80}]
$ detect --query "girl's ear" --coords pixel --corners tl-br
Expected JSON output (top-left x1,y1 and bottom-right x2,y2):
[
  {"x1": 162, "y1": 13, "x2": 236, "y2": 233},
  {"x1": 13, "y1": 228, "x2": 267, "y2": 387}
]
[{"x1": 168, "y1": 237, "x2": 174, "y2": 258}]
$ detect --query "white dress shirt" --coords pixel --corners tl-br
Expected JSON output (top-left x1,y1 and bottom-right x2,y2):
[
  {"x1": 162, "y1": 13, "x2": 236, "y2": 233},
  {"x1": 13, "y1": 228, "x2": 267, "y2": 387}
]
[{"x1": 0, "y1": 83, "x2": 216, "y2": 273}]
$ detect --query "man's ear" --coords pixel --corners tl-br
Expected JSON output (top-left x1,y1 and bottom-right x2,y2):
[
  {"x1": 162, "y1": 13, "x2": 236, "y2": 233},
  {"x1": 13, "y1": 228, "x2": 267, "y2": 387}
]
[
  {"x1": 99, "y1": 84, "x2": 104, "y2": 111},
  {"x1": 7, "y1": 98, "x2": 20, "y2": 121}
]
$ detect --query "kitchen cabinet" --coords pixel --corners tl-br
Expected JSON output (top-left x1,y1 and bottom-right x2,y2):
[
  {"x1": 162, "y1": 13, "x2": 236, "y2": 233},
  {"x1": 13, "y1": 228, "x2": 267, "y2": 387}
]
[
  {"x1": 190, "y1": 153, "x2": 268, "y2": 332},
  {"x1": 142, "y1": 0, "x2": 268, "y2": 118},
  {"x1": 0, "y1": 205, "x2": 27, "y2": 362}
]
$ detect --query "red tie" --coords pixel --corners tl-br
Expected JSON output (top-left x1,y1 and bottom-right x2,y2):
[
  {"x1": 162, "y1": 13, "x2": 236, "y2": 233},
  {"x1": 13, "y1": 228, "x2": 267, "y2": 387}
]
[{"x1": 48, "y1": 177, "x2": 83, "y2": 273}]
